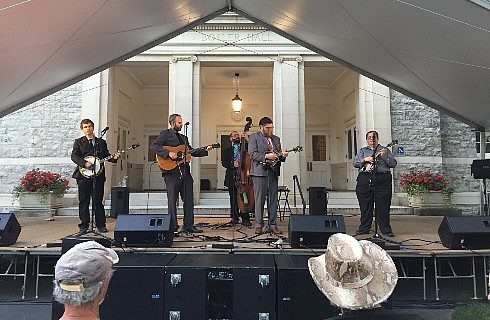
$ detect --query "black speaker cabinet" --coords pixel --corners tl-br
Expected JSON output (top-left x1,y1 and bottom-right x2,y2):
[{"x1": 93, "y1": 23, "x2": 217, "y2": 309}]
[
  {"x1": 114, "y1": 214, "x2": 173, "y2": 247},
  {"x1": 276, "y1": 255, "x2": 339, "y2": 320},
  {"x1": 471, "y1": 159, "x2": 490, "y2": 179},
  {"x1": 308, "y1": 187, "x2": 328, "y2": 215},
  {"x1": 0, "y1": 213, "x2": 21, "y2": 246},
  {"x1": 110, "y1": 186, "x2": 129, "y2": 218},
  {"x1": 61, "y1": 236, "x2": 112, "y2": 254},
  {"x1": 164, "y1": 254, "x2": 276, "y2": 320},
  {"x1": 288, "y1": 214, "x2": 346, "y2": 248},
  {"x1": 438, "y1": 216, "x2": 490, "y2": 249}
]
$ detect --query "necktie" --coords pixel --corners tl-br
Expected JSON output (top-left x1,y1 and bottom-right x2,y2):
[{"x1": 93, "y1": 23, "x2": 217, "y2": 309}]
[
  {"x1": 89, "y1": 139, "x2": 94, "y2": 148},
  {"x1": 267, "y1": 138, "x2": 273, "y2": 151}
]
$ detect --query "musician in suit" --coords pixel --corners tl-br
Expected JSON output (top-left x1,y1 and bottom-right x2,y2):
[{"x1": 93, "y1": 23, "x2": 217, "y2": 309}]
[
  {"x1": 71, "y1": 119, "x2": 120, "y2": 234},
  {"x1": 353, "y1": 130, "x2": 397, "y2": 237},
  {"x1": 150, "y1": 114, "x2": 212, "y2": 234},
  {"x1": 248, "y1": 117, "x2": 288, "y2": 235},
  {"x1": 221, "y1": 131, "x2": 251, "y2": 226}
]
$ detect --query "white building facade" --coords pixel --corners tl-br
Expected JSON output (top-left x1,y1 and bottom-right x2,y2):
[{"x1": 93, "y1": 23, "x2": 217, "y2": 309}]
[{"x1": 0, "y1": 14, "x2": 480, "y2": 212}]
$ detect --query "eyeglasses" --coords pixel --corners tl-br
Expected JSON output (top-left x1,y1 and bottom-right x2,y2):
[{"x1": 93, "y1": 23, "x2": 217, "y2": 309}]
[{"x1": 263, "y1": 126, "x2": 274, "y2": 130}]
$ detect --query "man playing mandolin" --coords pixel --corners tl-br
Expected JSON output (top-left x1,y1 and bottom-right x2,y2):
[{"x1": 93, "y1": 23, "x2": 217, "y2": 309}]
[
  {"x1": 151, "y1": 114, "x2": 213, "y2": 234},
  {"x1": 71, "y1": 119, "x2": 120, "y2": 234},
  {"x1": 248, "y1": 117, "x2": 289, "y2": 235},
  {"x1": 353, "y1": 130, "x2": 397, "y2": 237}
]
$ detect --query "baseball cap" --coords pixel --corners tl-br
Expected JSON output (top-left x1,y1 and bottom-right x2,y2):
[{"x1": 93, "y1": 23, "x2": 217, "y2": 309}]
[{"x1": 55, "y1": 240, "x2": 119, "y2": 292}]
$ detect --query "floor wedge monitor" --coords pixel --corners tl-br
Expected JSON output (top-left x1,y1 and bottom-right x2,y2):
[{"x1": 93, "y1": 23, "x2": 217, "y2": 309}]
[
  {"x1": 438, "y1": 216, "x2": 490, "y2": 249},
  {"x1": 288, "y1": 214, "x2": 345, "y2": 248},
  {"x1": 114, "y1": 214, "x2": 173, "y2": 247},
  {"x1": 0, "y1": 213, "x2": 21, "y2": 246}
]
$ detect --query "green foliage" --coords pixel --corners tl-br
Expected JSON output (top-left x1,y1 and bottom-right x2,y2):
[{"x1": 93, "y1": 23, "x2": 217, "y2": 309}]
[{"x1": 452, "y1": 301, "x2": 490, "y2": 320}]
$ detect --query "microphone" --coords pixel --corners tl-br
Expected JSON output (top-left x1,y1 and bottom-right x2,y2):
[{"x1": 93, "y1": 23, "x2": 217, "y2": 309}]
[
  {"x1": 184, "y1": 122, "x2": 190, "y2": 126},
  {"x1": 101, "y1": 126, "x2": 109, "y2": 134}
]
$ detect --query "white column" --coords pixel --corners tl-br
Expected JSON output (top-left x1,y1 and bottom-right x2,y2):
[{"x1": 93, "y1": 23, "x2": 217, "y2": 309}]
[
  {"x1": 357, "y1": 75, "x2": 392, "y2": 145},
  {"x1": 169, "y1": 55, "x2": 201, "y2": 202},
  {"x1": 273, "y1": 56, "x2": 304, "y2": 189}
]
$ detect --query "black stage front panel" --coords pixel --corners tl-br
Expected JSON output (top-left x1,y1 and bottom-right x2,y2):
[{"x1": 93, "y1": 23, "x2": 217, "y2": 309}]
[
  {"x1": 52, "y1": 253, "x2": 175, "y2": 320},
  {"x1": 164, "y1": 254, "x2": 276, "y2": 320},
  {"x1": 275, "y1": 255, "x2": 339, "y2": 320}
]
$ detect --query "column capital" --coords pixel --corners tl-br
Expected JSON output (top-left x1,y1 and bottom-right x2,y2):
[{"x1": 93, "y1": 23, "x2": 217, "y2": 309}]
[
  {"x1": 171, "y1": 55, "x2": 198, "y2": 63},
  {"x1": 277, "y1": 55, "x2": 303, "y2": 63}
]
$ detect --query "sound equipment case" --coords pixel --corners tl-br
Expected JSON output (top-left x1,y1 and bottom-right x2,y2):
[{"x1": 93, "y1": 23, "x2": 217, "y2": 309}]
[{"x1": 164, "y1": 254, "x2": 276, "y2": 320}]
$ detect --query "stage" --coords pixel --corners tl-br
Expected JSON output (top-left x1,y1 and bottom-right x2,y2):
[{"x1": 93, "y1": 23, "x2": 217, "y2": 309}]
[{"x1": 1, "y1": 214, "x2": 490, "y2": 319}]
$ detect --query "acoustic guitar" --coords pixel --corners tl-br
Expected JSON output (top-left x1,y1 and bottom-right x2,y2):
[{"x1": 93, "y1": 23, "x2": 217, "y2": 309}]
[
  {"x1": 79, "y1": 143, "x2": 140, "y2": 178},
  {"x1": 156, "y1": 143, "x2": 220, "y2": 171}
]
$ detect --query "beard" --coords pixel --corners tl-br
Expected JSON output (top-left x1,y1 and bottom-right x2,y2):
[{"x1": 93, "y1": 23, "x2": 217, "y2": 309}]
[{"x1": 232, "y1": 138, "x2": 241, "y2": 144}]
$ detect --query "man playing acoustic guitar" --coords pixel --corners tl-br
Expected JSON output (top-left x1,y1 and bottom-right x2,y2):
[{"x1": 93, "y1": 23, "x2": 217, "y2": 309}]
[
  {"x1": 151, "y1": 114, "x2": 214, "y2": 234},
  {"x1": 71, "y1": 119, "x2": 120, "y2": 235}
]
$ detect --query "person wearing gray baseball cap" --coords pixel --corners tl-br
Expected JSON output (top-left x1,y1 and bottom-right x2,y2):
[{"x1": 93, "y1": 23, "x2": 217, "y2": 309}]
[
  {"x1": 53, "y1": 241, "x2": 119, "y2": 320},
  {"x1": 309, "y1": 233, "x2": 423, "y2": 319}
]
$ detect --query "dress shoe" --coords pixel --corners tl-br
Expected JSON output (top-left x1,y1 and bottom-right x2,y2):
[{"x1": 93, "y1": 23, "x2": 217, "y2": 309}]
[
  {"x1": 270, "y1": 226, "x2": 283, "y2": 235},
  {"x1": 383, "y1": 232, "x2": 395, "y2": 237},
  {"x1": 229, "y1": 218, "x2": 239, "y2": 225},
  {"x1": 173, "y1": 225, "x2": 180, "y2": 233},
  {"x1": 255, "y1": 227, "x2": 263, "y2": 235},
  {"x1": 241, "y1": 219, "x2": 252, "y2": 227},
  {"x1": 78, "y1": 227, "x2": 89, "y2": 235},
  {"x1": 184, "y1": 225, "x2": 203, "y2": 233},
  {"x1": 355, "y1": 229, "x2": 370, "y2": 235},
  {"x1": 97, "y1": 227, "x2": 108, "y2": 233}
]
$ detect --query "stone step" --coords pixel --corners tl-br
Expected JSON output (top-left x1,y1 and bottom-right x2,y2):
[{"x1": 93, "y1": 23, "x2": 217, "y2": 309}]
[
  {"x1": 105, "y1": 191, "x2": 363, "y2": 207},
  {"x1": 56, "y1": 204, "x2": 413, "y2": 217}
]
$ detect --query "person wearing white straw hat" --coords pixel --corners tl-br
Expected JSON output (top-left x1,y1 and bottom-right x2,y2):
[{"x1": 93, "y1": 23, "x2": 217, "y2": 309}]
[
  {"x1": 308, "y1": 233, "x2": 424, "y2": 319},
  {"x1": 53, "y1": 241, "x2": 119, "y2": 320}
]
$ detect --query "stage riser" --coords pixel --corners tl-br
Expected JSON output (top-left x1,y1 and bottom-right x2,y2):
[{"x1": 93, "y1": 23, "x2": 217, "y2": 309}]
[
  {"x1": 43, "y1": 252, "x2": 490, "y2": 319},
  {"x1": 51, "y1": 253, "x2": 340, "y2": 320}
]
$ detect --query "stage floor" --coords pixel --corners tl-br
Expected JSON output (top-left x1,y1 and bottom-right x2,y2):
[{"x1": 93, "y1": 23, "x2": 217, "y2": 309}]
[{"x1": 1, "y1": 214, "x2": 469, "y2": 255}]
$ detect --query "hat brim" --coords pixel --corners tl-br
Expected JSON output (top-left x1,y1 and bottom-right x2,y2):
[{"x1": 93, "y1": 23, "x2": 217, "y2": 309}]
[{"x1": 308, "y1": 240, "x2": 398, "y2": 310}]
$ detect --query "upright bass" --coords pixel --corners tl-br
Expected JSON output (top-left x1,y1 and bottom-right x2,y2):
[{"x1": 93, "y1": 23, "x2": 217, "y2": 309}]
[{"x1": 236, "y1": 117, "x2": 255, "y2": 215}]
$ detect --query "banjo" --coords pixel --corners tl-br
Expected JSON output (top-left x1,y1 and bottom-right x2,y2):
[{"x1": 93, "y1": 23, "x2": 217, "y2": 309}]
[{"x1": 79, "y1": 144, "x2": 140, "y2": 178}]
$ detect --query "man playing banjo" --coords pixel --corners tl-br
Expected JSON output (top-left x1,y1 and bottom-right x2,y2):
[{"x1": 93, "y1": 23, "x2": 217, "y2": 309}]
[{"x1": 71, "y1": 119, "x2": 120, "y2": 234}]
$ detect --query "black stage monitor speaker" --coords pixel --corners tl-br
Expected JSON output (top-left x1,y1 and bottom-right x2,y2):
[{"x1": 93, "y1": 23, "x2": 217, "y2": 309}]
[
  {"x1": 61, "y1": 236, "x2": 112, "y2": 254},
  {"x1": 110, "y1": 186, "x2": 129, "y2": 218},
  {"x1": 308, "y1": 187, "x2": 328, "y2": 215},
  {"x1": 471, "y1": 159, "x2": 490, "y2": 179},
  {"x1": 0, "y1": 213, "x2": 21, "y2": 246},
  {"x1": 114, "y1": 214, "x2": 173, "y2": 247},
  {"x1": 438, "y1": 216, "x2": 490, "y2": 249},
  {"x1": 288, "y1": 214, "x2": 346, "y2": 248}
]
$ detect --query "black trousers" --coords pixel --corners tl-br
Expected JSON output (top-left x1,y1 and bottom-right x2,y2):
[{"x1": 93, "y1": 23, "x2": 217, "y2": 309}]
[
  {"x1": 228, "y1": 185, "x2": 240, "y2": 220},
  {"x1": 355, "y1": 172, "x2": 393, "y2": 234},
  {"x1": 164, "y1": 173, "x2": 195, "y2": 229},
  {"x1": 76, "y1": 175, "x2": 106, "y2": 229}
]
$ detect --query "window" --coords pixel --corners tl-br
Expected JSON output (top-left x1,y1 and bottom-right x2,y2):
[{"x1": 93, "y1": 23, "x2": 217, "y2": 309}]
[
  {"x1": 475, "y1": 132, "x2": 490, "y2": 153},
  {"x1": 312, "y1": 135, "x2": 326, "y2": 161}
]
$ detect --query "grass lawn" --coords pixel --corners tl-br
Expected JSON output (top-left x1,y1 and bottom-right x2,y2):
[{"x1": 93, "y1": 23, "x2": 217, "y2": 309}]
[{"x1": 452, "y1": 301, "x2": 490, "y2": 320}]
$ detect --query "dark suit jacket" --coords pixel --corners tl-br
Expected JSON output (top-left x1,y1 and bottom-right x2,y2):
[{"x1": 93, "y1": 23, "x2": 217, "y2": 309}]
[
  {"x1": 248, "y1": 132, "x2": 285, "y2": 177},
  {"x1": 71, "y1": 137, "x2": 113, "y2": 180},
  {"x1": 150, "y1": 128, "x2": 208, "y2": 174},
  {"x1": 221, "y1": 144, "x2": 238, "y2": 189}
]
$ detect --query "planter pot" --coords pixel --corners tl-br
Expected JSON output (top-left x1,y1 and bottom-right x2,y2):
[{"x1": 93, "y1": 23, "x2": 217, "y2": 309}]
[
  {"x1": 408, "y1": 191, "x2": 450, "y2": 208},
  {"x1": 18, "y1": 192, "x2": 62, "y2": 210}
]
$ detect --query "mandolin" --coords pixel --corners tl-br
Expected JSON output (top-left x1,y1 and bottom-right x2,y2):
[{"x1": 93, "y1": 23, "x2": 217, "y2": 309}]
[
  {"x1": 156, "y1": 143, "x2": 220, "y2": 171},
  {"x1": 262, "y1": 146, "x2": 303, "y2": 169},
  {"x1": 358, "y1": 141, "x2": 397, "y2": 173},
  {"x1": 79, "y1": 144, "x2": 140, "y2": 178}
]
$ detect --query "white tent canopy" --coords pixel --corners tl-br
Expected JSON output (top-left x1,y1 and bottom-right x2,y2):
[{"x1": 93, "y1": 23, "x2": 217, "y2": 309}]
[{"x1": 1, "y1": 0, "x2": 489, "y2": 130}]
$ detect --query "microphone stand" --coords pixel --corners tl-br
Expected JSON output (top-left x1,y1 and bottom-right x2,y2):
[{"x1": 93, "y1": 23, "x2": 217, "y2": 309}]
[
  {"x1": 181, "y1": 122, "x2": 190, "y2": 231},
  {"x1": 84, "y1": 128, "x2": 111, "y2": 240}
]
